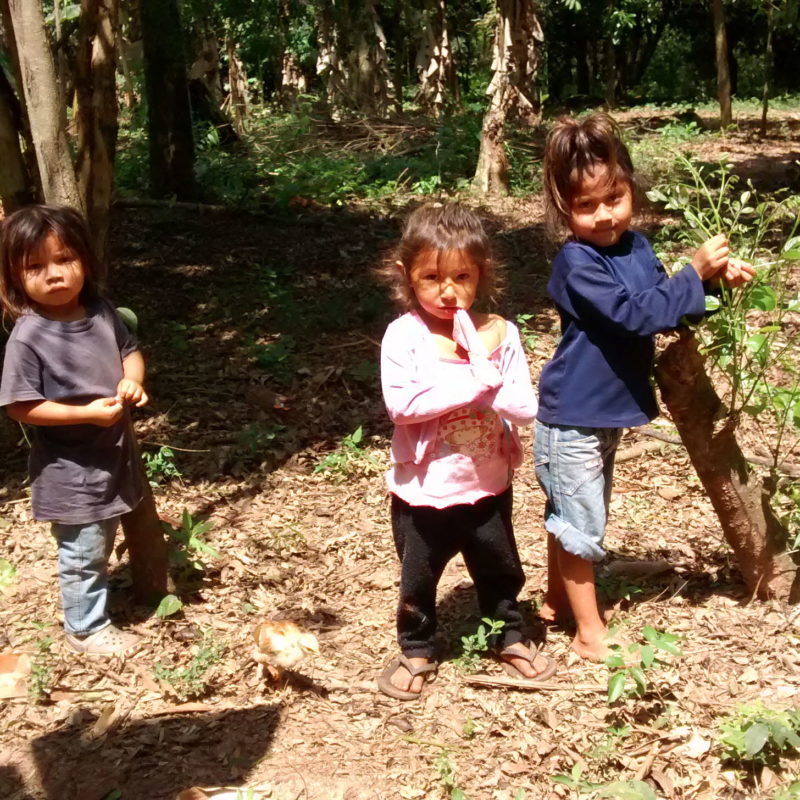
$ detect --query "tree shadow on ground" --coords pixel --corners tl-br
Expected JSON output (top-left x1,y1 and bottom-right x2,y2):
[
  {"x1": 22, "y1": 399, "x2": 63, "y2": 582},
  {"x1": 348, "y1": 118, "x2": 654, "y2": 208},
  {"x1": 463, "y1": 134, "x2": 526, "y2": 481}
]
[{"x1": 28, "y1": 704, "x2": 280, "y2": 800}]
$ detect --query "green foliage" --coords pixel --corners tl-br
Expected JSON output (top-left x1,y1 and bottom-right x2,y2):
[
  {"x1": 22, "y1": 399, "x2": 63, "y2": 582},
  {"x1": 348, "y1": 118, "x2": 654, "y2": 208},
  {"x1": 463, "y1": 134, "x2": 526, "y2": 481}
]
[
  {"x1": 252, "y1": 334, "x2": 296, "y2": 384},
  {"x1": 604, "y1": 627, "x2": 681, "y2": 704},
  {"x1": 28, "y1": 635, "x2": 54, "y2": 704},
  {"x1": 162, "y1": 509, "x2": 219, "y2": 574},
  {"x1": 0, "y1": 558, "x2": 17, "y2": 593},
  {"x1": 552, "y1": 764, "x2": 660, "y2": 799},
  {"x1": 153, "y1": 630, "x2": 226, "y2": 701},
  {"x1": 155, "y1": 594, "x2": 185, "y2": 619},
  {"x1": 648, "y1": 157, "x2": 800, "y2": 472},
  {"x1": 779, "y1": 483, "x2": 800, "y2": 552},
  {"x1": 452, "y1": 617, "x2": 505, "y2": 674},
  {"x1": 774, "y1": 781, "x2": 800, "y2": 800},
  {"x1": 718, "y1": 703, "x2": 800, "y2": 767},
  {"x1": 515, "y1": 313, "x2": 539, "y2": 352},
  {"x1": 435, "y1": 751, "x2": 468, "y2": 800},
  {"x1": 314, "y1": 426, "x2": 380, "y2": 481},
  {"x1": 143, "y1": 446, "x2": 182, "y2": 487},
  {"x1": 237, "y1": 423, "x2": 286, "y2": 458}
]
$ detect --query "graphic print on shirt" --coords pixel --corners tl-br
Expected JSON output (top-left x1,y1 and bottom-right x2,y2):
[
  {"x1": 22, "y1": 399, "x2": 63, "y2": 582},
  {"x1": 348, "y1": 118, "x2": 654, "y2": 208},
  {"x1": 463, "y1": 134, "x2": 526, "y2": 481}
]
[{"x1": 435, "y1": 405, "x2": 502, "y2": 464}]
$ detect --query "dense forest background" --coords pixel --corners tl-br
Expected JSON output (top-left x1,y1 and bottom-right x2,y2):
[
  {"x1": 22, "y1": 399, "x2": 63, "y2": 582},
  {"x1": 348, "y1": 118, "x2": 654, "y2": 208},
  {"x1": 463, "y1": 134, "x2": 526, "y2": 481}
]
[{"x1": 2, "y1": 3, "x2": 800, "y2": 800}]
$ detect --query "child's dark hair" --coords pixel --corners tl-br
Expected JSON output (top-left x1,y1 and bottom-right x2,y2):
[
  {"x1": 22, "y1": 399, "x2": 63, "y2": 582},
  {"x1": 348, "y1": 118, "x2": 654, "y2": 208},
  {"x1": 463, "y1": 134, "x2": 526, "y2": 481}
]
[
  {"x1": 0, "y1": 204, "x2": 104, "y2": 322},
  {"x1": 543, "y1": 113, "x2": 637, "y2": 234},
  {"x1": 382, "y1": 203, "x2": 500, "y2": 310}
]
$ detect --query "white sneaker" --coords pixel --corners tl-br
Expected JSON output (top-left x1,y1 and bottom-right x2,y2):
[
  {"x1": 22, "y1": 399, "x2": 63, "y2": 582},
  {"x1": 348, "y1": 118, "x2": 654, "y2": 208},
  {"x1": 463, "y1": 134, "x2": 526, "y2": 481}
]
[{"x1": 65, "y1": 624, "x2": 142, "y2": 656}]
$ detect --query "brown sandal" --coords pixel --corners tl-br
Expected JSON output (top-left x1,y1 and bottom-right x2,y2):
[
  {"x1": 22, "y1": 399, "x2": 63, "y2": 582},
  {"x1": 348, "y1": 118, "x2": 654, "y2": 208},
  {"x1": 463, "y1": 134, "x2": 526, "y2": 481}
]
[
  {"x1": 377, "y1": 654, "x2": 437, "y2": 701},
  {"x1": 495, "y1": 641, "x2": 556, "y2": 683}
]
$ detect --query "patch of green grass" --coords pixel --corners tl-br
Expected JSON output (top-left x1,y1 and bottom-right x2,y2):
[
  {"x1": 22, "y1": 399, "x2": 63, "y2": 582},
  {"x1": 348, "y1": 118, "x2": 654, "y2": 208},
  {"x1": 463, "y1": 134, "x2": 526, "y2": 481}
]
[
  {"x1": 153, "y1": 630, "x2": 226, "y2": 700},
  {"x1": 314, "y1": 426, "x2": 381, "y2": 481}
]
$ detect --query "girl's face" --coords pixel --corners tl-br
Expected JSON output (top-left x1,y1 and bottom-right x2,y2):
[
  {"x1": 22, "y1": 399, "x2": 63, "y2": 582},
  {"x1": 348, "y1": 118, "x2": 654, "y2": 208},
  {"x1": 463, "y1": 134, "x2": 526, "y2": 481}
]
[
  {"x1": 568, "y1": 165, "x2": 632, "y2": 248},
  {"x1": 20, "y1": 232, "x2": 85, "y2": 320},
  {"x1": 405, "y1": 249, "x2": 481, "y2": 324}
]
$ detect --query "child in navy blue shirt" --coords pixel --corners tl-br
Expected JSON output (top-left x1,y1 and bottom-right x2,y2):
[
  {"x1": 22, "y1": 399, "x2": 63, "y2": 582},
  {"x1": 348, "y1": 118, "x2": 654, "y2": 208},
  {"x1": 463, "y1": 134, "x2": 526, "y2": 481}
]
[{"x1": 534, "y1": 113, "x2": 754, "y2": 660}]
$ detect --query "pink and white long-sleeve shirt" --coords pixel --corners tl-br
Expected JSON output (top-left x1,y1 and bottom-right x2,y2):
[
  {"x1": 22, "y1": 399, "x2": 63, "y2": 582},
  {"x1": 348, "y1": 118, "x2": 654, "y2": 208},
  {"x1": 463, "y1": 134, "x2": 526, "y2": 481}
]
[{"x1": 380, "y1": 310, "x2": 538, "y2": 509}]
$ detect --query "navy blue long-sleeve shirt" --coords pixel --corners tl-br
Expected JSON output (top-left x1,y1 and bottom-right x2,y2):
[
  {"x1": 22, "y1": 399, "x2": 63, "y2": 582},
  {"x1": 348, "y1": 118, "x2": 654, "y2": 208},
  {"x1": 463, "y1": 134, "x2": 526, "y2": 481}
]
[{"x1": 537, "y1": 230, "x2": 706, "y2": 428}]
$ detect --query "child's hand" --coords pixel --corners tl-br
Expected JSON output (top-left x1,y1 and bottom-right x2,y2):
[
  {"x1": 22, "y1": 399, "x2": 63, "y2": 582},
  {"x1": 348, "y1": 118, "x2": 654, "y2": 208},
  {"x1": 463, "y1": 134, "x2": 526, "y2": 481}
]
[
  {"x1": 718, "y1": 256, "x2": 756, "y2": 288},
  {"x1": 85, "y1": 397, "x2": 124, "y2": 427},
  {"x1": 116, "y1": 378, "x2": 149, "y2": 407},
  {"x1": 691, "y1": 233, "x2": 730, "y2": 280}
]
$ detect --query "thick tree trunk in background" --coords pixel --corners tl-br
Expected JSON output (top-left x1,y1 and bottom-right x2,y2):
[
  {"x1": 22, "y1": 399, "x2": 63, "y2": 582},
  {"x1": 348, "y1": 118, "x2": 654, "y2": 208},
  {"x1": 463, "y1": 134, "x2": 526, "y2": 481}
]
[
  {"x1": 474, "y1": 0, "x2": 543, "y2": 195},
  {"x1": 140, "y1": 0, "x2": 196, "y2": 199},
  {"x1": 0, "y1": 68, "x2": 33, "y2": 212},
  {"x1": 316, "y1": 0, "x2": 393, "y2": 119},
  {"x1": 655, "y1": 331, "x2": 800, "y2": 602},
  {"x1": 710, "y1": 0, "x2": 732, "y2": 127},
  {"x1": 6, "y1": 0, "x2": 83, "y2": 210},
  {"x1": 414, "y1": 0, "x2": 456, "y2": 117},
  {"x1": 75, "y1": 0, "x2": 119, "y2": 264}
]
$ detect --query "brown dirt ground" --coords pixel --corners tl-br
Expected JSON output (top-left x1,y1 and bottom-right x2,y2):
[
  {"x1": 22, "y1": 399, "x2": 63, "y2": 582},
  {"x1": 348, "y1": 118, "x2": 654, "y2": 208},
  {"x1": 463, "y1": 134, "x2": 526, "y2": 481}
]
[{"x1": 1, "y1": 109, "x2": 800, "y2": 800}]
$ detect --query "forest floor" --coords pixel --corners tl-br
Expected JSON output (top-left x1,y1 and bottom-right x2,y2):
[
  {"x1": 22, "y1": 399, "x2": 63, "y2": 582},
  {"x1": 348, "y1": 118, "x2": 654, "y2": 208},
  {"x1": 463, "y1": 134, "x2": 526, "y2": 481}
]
[{"x1": 1, "y1": 108, "x2": 800, "y2": 800}]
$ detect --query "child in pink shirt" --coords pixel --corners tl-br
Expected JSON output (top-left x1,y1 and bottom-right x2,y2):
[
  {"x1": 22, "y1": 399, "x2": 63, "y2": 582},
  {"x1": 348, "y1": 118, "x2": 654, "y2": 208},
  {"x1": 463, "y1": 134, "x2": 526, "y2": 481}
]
[{"x1": 377, "y1": 203, "x2": 556, "y2": 700}]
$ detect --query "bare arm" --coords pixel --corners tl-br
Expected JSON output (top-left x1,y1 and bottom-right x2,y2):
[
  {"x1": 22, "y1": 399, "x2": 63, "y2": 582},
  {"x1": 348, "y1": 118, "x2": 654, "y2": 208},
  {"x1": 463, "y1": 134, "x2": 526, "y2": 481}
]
[
  {"x1": 6, "y1": 397, "x2": 124, "y2": 427},
  {"x1": 117, "y1": 350, "x2": 149, "y2": 406}
]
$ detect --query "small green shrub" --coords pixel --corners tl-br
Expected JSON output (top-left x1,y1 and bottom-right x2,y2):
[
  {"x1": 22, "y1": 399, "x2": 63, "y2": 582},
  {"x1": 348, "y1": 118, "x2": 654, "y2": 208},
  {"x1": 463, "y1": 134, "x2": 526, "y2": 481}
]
[
  {"x1": 143, "y1": 446, "x2": 182, "y2": 487},
  {"x1": 718, "y1": 703, "x2": 800, "y2": 767},
  {"x1": 153, "y1": 630, "x2": 225, "y2": 700},
  {"x1": 162, "y1": 509, "x2": 219, "y2": 574},
  {"x1": 452, "y1": 617, "x2": 505, "y2": 674},
  {"x1": 28, "y1": 635, "x2": 54, "y2": 704},
  {"x1": 0, "y1": 558, "x2": 17, "y2": 593},
  {"x1": 552, "y1": 764, "x2": 660, "y2": 799},
  {"x1": 314, "y1": 426, "x2": 380, "y2": 481}
]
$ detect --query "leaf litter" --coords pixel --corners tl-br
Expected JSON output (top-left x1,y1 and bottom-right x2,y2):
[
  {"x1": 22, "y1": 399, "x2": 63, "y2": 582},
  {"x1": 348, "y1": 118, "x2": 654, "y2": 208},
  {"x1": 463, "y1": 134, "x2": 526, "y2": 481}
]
[{"x1": 1, "y1": 114, "x2": 800, "y2": 799}]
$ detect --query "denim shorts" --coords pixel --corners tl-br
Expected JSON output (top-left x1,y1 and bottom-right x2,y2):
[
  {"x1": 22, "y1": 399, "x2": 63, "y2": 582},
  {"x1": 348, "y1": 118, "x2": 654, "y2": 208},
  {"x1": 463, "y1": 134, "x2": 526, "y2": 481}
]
[{"x1": 533, "y1": 420, "x2": 621, "y2": 562}]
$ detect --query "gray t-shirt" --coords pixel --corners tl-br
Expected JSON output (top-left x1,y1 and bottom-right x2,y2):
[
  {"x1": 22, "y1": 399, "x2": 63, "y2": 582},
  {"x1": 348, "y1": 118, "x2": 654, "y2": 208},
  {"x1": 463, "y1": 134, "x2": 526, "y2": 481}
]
[{"x1": 0, "y1": 298, "x2": 143, "y2": 524}]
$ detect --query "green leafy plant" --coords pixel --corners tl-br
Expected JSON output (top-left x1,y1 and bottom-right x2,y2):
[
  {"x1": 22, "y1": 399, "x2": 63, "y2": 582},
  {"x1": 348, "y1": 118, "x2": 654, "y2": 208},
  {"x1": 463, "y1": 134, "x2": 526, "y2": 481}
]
[
  {"x1": 515, "y1": 313, "x2": 539, "y2": 353},
  {"x1": 0, "y1": 558, "x2": 17, "y2": 593},
  {"x1": 162, "y1": 509, "x2": 219, "y2": 574},
  {"x1": 452, "y1": 617, "x2": 505, "y2": 674},
  {"x1": 552, "y1": 764, "x2": 660, "y2": 799},
  {"x1": 28, "y1": 635, "x2": 54, "y2": 704},
  {"x1": 237, "y1": 423, "x2": 286, "y2": 457},
  {"x1": 155, "y1": 594, "x2": 184, "y2": 619},
  {"x1": 434, "y1": 751, "x2": 468, "y2": 800},
  {"x1": 718, "y1": 703, "x2": 800, "y2": 768},
  {"x1": 153, "y1": 630, "x2": 225, "y2": 700},
  {"x1": 773, "y1": 781, "x2": 800, "y2": 799},
  {"x1": 143, "y1": 446, "x2": 182, "y2": 486},
  {"x1": 314, "y1": 426, "x2": 380, "y2": 481},
  {"x1": 605, "y1": 627, "x2": 681, "y2": 704}
]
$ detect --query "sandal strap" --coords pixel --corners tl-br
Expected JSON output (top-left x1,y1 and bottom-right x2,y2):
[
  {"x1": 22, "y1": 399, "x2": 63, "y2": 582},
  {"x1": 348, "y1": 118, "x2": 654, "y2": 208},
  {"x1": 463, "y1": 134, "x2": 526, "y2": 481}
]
[
  {"x1": 398, "y1": 654, "x2": 437, "y2": 677},
  {"x1": 498, "y1": 640, "x2": 539, "y2": 665}
]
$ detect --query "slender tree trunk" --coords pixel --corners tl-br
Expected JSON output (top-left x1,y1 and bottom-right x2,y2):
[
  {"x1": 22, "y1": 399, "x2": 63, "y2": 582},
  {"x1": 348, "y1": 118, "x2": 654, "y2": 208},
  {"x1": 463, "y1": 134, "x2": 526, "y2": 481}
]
[
  {"x1": 603, "y1": 0, "x2": 617, "y2": 108},
  {"x1": 474, "y1": 0, "x2": 543, "y2": 194},
  {"x1": 139, "y1": 0, "x2": 196, "y2": 199},
  {"x1": 75, "y1": 0, "x2": 120, "y2": 264},
  {"x1": 6, "y1": 0, "x2": 83, "y2": 210},
  {"x1": 710, "y1": 0, "x2": 733, "y2": 127},
  {"x1": 759, "y1": 3, "x2": 773, "y2": 138},
  {"x1": 226, "y1": 36, "x2": 247, "y2": 135},
  {"x1": 0, "y1": 68, "x2": 34, "y2": 212},
  {"x1": 655, "y1": 331, "x2": 800, "y2": 602}
]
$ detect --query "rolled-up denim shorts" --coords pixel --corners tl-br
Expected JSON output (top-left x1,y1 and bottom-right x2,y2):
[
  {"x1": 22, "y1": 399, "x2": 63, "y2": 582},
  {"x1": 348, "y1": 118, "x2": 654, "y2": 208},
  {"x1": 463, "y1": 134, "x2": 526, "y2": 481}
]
[{"x1": 533, "y1": 420, "x2": 622, "y2": 562}]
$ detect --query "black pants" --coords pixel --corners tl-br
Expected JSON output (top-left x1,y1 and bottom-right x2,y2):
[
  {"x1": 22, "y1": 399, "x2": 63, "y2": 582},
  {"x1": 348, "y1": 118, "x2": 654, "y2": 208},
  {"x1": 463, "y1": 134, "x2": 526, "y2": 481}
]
[{"x1": 391, "y1": 488, "x2": 525, "y2": 658}]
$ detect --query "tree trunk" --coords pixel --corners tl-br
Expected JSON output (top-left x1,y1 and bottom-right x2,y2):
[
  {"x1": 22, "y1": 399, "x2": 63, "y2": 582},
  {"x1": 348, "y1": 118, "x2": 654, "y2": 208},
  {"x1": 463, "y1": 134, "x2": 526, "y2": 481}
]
[
  {"x1": 6, "y1": 0, "x2": 83, "y2": 210},
  {"x1": 759, "y1": 3, "x2": 773, "y2": 138},
  {"x1": 655, "y1": 331, "x2": 800, "y2": 602},
  {"x1": 316, "y1": 0, "x2": 393, "y2": 119},
  {"x1": 139, "y1": 0, "x2": 196, "y2": 199},
  {"x1": 74, "y1": 0, "x2": 119, "y2": 264},
  {"x1": 414, "y1": 0, "x2": 455, "y2": 118},
  {"x1": 121, "y1": 423, "x2": 170, "y2": 605},
  {"x1": 710, "y1": 0, "x2": 733, "y2": 128},
  {"x1": 603, "y1": 0, "x2": 617, "y2": 108},
  {"x1": 0, "y1": 67, "x2": 34, "y2": 212},
  {"x1": 226, "y1": 36, "x2": 247, "y2": 135},
  {"x1": 474, "y1": 0, "x2": 543, "y2": 194}
]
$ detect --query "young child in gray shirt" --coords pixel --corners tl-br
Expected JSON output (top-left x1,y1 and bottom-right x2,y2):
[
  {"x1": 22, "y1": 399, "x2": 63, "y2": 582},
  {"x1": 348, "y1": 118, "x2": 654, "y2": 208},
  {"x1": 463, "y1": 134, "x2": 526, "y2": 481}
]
[{"x1": 0, "y1": 205, "x2": 148, "y2": 656}]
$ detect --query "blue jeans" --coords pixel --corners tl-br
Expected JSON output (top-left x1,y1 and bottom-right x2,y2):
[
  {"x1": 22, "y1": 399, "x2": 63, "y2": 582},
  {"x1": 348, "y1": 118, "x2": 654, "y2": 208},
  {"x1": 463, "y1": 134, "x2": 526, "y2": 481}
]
[
  {"x1": 533, "y1": 421, "x2": 621, "y2": 562},
  {"x1": 51, "y1": 517, "x2": 119, "y2": 636}
]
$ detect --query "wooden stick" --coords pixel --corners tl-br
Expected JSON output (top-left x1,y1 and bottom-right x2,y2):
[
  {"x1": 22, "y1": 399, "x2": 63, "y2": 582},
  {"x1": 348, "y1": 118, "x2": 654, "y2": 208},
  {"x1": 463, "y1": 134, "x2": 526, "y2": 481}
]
[{"x1": 462, "y1": 674, "x2": 605, "y2": 692}]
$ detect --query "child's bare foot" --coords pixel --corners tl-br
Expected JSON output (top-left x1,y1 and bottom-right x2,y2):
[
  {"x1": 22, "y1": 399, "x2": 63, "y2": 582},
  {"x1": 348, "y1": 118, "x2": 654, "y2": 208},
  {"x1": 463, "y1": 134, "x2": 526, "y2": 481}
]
[
  {"x1": 571, "y1": 627, "x2": 627, "y2": 662},
  {"x1": 537, "y1": 598, "x2": 566, "y2": 625}
]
